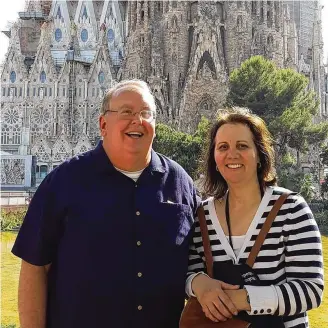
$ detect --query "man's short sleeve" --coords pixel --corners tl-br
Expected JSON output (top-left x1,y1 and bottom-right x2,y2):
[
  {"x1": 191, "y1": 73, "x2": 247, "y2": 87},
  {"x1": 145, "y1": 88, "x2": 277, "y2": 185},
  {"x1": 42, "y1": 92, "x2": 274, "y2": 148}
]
[{"x1": 12, "y1": 168, "x2": 68, "y2": 266}]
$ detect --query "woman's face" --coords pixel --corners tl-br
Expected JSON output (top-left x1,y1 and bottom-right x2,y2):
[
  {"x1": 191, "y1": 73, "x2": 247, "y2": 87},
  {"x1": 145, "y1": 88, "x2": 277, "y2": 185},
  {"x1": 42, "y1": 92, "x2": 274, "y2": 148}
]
[{"x1": 214, "y1": 123, "x2": 260, "y2": 186}]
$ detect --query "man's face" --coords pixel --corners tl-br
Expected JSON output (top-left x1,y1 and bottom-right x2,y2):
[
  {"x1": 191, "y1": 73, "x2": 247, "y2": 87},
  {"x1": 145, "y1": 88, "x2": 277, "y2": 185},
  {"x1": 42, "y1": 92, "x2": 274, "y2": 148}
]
[{"x1": 99, "y1": 87, "x2": 156, "y2": 158}]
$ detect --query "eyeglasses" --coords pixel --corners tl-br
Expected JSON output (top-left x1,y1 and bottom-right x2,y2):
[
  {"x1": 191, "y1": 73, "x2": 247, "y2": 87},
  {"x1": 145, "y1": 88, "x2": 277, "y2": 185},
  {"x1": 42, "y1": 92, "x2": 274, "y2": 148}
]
[{"x1": 104, "y1": 107, "x2": 156, "y2": 122}]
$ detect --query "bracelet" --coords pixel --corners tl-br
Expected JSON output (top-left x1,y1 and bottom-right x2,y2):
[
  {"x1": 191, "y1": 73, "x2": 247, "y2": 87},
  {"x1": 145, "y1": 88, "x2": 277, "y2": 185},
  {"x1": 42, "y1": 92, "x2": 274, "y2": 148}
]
[{"x1": 244, "y1": 288, "x2": 250, "y2": 304}]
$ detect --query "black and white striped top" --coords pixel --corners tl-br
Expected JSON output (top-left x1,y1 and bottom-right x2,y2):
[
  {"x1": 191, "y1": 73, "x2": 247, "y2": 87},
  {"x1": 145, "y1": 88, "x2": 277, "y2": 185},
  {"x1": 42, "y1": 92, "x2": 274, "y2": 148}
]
[{"x1": 187, "y1": 186, "x2": 324, "y2": 328}]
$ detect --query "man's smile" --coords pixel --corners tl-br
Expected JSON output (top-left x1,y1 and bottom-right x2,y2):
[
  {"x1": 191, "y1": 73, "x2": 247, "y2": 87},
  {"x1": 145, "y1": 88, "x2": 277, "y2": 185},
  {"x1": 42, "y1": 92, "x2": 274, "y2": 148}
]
[{"x1": 125, "y1": 132, "x2": 144, "y2": 138}]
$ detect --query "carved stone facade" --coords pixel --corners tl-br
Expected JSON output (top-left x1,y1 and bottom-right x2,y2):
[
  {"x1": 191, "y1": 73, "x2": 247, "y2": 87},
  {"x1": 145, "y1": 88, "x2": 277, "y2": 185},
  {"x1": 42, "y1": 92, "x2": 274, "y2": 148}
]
[
  {"x1": 1, "y1": 0, "x2": 124, "y2": 180},
  {"x1": 121, "y1": 1, "x2": 326, "y2": 131},
  {"x1": 0, "y1": 152, "x2": 33, "y2": 188},
  {"x1": 0, "y1": 0, "x2": 326, "y2": 182}
]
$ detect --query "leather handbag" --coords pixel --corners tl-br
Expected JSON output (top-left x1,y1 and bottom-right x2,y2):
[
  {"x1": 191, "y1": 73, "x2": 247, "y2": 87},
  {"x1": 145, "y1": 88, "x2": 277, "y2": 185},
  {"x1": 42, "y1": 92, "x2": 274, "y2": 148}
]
[{"x1": 179, "y1": 192, "x2": 290, "y2": 328}]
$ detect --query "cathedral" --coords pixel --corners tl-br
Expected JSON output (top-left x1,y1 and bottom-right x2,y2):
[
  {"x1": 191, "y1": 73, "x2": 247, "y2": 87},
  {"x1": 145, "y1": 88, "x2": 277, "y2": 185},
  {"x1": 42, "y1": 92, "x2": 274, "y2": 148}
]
[{"x1": 0, "y1": 0, "x2": 327, "y2": 185}]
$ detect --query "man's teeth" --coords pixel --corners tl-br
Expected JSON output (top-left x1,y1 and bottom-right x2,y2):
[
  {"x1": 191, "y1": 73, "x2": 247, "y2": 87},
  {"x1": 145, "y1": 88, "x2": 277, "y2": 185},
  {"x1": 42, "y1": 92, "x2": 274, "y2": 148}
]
[
  {"x1": 227, "y1": 164, "x2": 242, "y2": 168},
  {"x1": 127, "y1": 132, "x2": 143, "y2": 138}
]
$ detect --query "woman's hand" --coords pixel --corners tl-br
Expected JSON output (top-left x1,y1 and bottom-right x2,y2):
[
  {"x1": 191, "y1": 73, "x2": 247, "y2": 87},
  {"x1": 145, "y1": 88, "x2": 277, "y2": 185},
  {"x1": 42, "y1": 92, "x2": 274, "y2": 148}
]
[{"x1": 191, "y1": 274, "x2": 239, "y2": 322}]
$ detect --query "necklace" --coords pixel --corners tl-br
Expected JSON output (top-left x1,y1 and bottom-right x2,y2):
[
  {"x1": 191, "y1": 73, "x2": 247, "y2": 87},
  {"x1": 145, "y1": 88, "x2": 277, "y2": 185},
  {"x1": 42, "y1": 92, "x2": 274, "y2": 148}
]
[
  {"x1": 225, "y1": 192, "x2": 234, "y2": 249},
  {"x1": 225, "y1": 189, "x2": 264, "y2": 250}
]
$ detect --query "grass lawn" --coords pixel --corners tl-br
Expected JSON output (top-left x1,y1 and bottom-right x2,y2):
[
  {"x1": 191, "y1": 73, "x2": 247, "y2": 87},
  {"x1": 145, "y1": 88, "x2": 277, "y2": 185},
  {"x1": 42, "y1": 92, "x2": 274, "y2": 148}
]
[
  {"x1": 307, "y1": 235, "x2": 328, "y2": 328},
  {"x1": 1, "y1": 232, "x2": 328, "y2": 328},
  {"x1": 1, "y1": 232, "x2": 20, "y2": 328}
]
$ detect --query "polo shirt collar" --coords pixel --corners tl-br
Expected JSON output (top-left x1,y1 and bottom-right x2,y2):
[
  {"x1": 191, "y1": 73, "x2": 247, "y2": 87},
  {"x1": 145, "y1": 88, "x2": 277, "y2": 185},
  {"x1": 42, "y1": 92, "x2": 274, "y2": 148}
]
[
  {"x1": 92, "y1": 141, "x2": 166, "y2": 174},
  {"x1": 92, "y1": 141, "x2": 116, "y2": 173},
  {"x1": 148, "y1": 149, "x2": 166, "y2": 174}
]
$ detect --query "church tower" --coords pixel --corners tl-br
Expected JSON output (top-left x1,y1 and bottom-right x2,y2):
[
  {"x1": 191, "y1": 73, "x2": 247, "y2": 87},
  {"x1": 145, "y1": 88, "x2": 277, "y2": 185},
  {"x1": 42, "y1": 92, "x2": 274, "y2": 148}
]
[{"x1": 122, "y1": 1, "x2": 290, "y2": 132}]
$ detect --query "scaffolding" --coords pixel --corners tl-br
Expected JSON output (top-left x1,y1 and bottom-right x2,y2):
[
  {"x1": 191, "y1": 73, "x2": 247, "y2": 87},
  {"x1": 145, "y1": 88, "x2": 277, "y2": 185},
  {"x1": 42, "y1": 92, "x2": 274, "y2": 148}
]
[
  {"x1": 19, "y1": 0, "x2": 51, "y2": 20},
  {"x1": 18, "y1": 11, "x2": 47, "y2": 20}
]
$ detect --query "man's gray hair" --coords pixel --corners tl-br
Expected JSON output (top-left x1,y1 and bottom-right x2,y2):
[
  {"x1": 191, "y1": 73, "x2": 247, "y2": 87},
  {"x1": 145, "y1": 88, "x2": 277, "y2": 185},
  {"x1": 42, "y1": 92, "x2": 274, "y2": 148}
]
[{"x1": 100, "y1": 79, "x2": 156, "y2": 115}]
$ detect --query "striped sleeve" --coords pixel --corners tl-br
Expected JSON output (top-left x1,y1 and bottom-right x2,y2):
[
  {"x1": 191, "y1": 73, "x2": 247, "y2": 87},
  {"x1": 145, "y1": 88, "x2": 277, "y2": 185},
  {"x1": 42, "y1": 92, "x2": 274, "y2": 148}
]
[
  {"x1": 187, "y1": 217, "x2": 206, "y2": 277},
  {"x1": 274, "y1": 195, "x2": 324, "y2": 316}
]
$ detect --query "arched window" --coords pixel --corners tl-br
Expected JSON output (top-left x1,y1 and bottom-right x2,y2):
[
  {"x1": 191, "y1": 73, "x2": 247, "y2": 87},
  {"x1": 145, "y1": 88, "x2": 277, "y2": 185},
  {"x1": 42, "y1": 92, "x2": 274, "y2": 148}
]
[
  {"x1": 172, "y1": 15, "x2": 178, "y2": 29},
  {"x1": 1, "y1": 125, "x2": 10, "y2": 144},
  {"x1": 30, "y1": 127, "x2": 40, "y2": 145},
  {"x1": 55, "y1": 28, "x2": 62, "y2": 42},
  {"x1": 199, "y1": 98, "x2": 212, "y2": 112},
  {"x1": 107, "y1": 28, "x2": 115, "y2": 42},
  {"x1": 10, "y1": 71, "x2": 16, "y2": 83},
  {"x1": 56, "y1": 6, "x2": 62, "y2": 19},
  {"x1": 12, "y1": 126, "x2": 21, "y2": 144},
  {"x1": 267, "y1": 34, "x2": 274, "y2": 47},
  {"x1": 237, "y1": 16, "x2": 243, "y2": 32},
  {"x1": 274, "y1": 2, "x2": 280, "y2": 29},
  {"x1": 252, "y1": 1, "x2": 257, "y2": 14},
  {"x1": 81, "y1": 29, "x2": 88, "y2": 42},
  {"x1": 82, "y1": 6, "x2": 88, "y2": 19},
  {"x1": 40, "y1": 165, "x2": 48, "y2": 179},
  {"x1": 267, "y1": 34, "x2": 274, "y2": 59},
  {"x1": 98, "y1": 71, "x2": 105, "y2": 84},
  {"x1": 40, "y1": 71, "x2": 46, "y2": 83}
]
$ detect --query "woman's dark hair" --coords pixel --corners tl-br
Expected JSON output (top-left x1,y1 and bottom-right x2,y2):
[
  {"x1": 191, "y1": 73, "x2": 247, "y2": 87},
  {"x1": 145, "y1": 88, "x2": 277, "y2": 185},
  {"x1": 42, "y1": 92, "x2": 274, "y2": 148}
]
[{"x1": 203, "y1": 107, "x2": 277, "y2": 199}]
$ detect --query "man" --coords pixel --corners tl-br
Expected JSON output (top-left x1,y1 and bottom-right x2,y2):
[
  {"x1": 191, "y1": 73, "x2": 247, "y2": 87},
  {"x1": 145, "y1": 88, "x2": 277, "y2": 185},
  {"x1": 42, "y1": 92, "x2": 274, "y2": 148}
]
[{"x1": 12, "y1": 80, "x2": 200, "y2": 328}]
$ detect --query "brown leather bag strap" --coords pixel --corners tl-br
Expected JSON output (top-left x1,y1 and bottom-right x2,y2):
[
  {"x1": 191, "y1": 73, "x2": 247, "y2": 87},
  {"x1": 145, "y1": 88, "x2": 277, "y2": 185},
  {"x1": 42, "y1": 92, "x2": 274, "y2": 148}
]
[
  {"x1": 197, "y1": 206, "x2": 214, "y2": 278},
  {"x1": 246, "y1": 192, "x2": 291, "y2": 268}
]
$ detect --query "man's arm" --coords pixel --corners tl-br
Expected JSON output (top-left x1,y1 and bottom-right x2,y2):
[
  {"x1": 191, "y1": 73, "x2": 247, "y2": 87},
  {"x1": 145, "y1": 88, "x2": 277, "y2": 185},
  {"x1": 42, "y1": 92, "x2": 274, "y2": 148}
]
[{"x1": 18, "y1": 260, "x2": 51, "y2": 328}]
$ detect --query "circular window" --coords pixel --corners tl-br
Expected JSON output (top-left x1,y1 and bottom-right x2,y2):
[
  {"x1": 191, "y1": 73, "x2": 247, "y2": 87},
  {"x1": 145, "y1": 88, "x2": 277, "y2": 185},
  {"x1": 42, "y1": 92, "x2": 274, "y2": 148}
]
[
  {"x1": 107, "y1": 28, "x2": 115, "y2": 42},
  {"x1": 31, "y1": 107, "x2": 51, "y2": 126},
  {"x1": 3, "y1": 108, "x2": 20, "y2": 125},
  {"x1": 10, "y1": 71, "x2": 16, "y2": 83},
  {"x1": 98, "y1": 71, "x2": 105, "y2": 84},
  {"x1": 55, "y1": 28, "x2": 62, "y2": 42},
  {"x1": 40, "y1": 71, "x2": 46, "y2": 83},
  {"x1": 81, "y1": 29, "x2": 88, "y2": 42}
]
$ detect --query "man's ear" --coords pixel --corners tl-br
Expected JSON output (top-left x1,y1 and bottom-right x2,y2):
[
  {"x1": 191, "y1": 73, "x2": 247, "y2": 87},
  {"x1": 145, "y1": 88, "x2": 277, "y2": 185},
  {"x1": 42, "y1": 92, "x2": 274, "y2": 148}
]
[{"x1": 99, "y1": 116, "x2": 107, "y2": 136}]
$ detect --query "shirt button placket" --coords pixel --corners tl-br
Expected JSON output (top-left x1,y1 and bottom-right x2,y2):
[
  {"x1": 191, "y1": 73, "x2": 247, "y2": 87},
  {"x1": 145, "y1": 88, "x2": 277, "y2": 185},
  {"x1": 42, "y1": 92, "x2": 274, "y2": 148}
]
[{"x1": 135, "y1": 206, "x2": 143, "y2": 314}]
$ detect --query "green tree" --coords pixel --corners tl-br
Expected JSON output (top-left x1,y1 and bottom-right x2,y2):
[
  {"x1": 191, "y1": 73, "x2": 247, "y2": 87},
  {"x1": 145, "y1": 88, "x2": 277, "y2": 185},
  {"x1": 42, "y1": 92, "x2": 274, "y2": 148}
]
[
  {"x1": 320, "y1": 145, "x2": 328, "y2": 167},
  {"x1": 227, "y1": 56, "x2": 328, "y2": 157},
  {"x1": 153, "y1": 117, "x2": 210, "y2": 179},
  {"x1": 277, "y1": 152, "x2": 316, "y2": 201}
]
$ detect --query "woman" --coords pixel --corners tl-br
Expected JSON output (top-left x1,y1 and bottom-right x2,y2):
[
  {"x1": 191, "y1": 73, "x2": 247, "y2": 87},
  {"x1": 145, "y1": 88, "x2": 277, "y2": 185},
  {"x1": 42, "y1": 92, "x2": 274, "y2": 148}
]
[{"x1": 186, "y1": 108, "x2": 323, "y2": 328}]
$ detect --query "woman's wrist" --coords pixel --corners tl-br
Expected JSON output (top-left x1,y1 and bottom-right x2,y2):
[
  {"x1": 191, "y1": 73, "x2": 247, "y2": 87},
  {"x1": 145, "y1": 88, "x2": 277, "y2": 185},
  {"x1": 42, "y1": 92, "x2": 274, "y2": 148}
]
[
  {"x1": 225, "y1": 289, "x2": 251, "y2": 312},
  {"x1": 191, "y1": 273, "x2": 211, "y2": 298}
]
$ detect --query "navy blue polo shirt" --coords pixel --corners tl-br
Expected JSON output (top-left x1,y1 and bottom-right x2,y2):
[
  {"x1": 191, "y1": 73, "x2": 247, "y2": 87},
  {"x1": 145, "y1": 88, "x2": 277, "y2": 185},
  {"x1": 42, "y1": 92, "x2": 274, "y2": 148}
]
[{"x1": 12, "y1": 142, "x2": 200, "y2": 328}]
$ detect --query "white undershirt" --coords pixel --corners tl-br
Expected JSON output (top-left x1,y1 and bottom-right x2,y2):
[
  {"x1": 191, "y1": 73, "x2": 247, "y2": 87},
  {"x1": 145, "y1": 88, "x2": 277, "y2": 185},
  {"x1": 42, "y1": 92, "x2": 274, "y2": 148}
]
[
  {"x1": 114, "y1": 167, "x2": 145, "y2": 181},
  {"x1": 225, "y1": 235, "x2": 246, "y2": 257}
]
